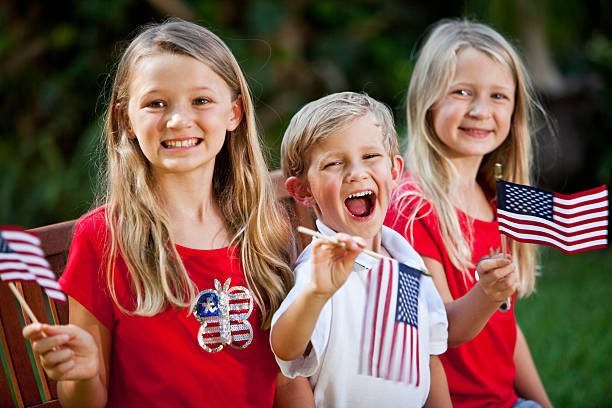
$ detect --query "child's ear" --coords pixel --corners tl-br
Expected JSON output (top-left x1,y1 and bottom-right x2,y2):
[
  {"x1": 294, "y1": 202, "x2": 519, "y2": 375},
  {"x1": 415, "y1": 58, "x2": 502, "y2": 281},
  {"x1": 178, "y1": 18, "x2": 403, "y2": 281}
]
[
  {"x1": 115, "y1": 103, "x2": 135, "y2": 139},
  {"x1": 286, "y1": 176, "x2": 316, "y2": 207},
  {"x1": 226, "y1": 94, "x2": 244, "y2": 132},
  {"x1": 391, "y1": 155, "x2": 404, "y2": 186}
]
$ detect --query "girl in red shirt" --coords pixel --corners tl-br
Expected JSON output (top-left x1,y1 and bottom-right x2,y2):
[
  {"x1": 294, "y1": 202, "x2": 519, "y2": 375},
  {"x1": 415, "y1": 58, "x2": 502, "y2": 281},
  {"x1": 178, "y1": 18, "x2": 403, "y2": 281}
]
[
  {"x1": 23, "y1": 19, "x2": 311, "y2": 408},
  {"x1": 385, "y1": 19, "x2": 552, "y2": 408}
]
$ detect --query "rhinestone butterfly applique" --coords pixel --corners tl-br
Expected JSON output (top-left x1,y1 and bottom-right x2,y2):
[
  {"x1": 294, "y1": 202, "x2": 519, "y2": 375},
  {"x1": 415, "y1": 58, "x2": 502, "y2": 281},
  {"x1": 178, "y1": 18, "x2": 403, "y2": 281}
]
[{"x1": 193, "y1": 278, "x2": 254, "y2": 353}]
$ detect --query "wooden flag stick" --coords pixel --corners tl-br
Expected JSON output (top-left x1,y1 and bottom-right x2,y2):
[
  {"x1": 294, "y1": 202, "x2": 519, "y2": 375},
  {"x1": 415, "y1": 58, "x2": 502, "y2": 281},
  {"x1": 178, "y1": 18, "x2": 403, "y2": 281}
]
[
  {"x1": 8, "y1": 282, "x2": 40, "y2": 324},
  {"x1": 495, "y1": 163, "x2": 511, "y2": 311},
  {"x1": 297, "y1": 226, "x2": 432, "y2": 277}
]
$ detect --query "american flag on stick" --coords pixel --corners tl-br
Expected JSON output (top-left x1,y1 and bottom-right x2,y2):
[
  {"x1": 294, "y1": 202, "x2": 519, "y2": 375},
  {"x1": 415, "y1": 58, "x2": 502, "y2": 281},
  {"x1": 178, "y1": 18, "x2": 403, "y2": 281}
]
[
  {"x1": 496, "y1": 180, "x2": 608, "y2": 254},
  {"x1": 0, "y1": 226, "x2": 66, "y2": 302},
  {"x1": 359, "y1": 258, "x2": 421, "y2": 385}
]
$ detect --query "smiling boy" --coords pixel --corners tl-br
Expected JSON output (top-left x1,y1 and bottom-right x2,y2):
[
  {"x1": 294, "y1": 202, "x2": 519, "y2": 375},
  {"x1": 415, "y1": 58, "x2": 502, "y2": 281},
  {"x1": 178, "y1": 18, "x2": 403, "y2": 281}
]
[{"x1": 270, "y1": 92, "x2": 450, "y2": 407}]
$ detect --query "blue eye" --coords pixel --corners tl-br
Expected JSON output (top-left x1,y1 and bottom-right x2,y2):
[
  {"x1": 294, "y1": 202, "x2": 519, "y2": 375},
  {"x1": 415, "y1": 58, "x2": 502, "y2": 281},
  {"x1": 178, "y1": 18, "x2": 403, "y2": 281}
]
[{"x1": 492, "y1": 93, "x2": 506, "y2": 100}]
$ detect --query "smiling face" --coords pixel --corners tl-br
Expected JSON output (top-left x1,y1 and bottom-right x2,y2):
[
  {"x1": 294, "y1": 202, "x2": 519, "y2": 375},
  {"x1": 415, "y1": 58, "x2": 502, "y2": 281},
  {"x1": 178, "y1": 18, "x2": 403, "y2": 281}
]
[
  {"x1": 289, "y1": 114, "x2": 402, "y2": 244},
  {"x1": 431, "y1": 47, "x2": 516, "y2": 162},
  {"x1": 126, "y1": 53, "x2": 242, "y2": 179}
]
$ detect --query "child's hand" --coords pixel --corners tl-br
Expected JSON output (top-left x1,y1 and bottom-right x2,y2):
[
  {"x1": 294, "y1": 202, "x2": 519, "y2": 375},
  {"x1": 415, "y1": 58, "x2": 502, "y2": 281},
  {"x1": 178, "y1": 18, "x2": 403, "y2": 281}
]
[
  {"x1": 475, "y1": 255, "x2": 518, "y2": 303},
  {"x1": 309, "y1": 233, "x2": 366, "y2": 299},
  {"x1": 22, "y1": 323, "x2": 99, "y2": 382}
]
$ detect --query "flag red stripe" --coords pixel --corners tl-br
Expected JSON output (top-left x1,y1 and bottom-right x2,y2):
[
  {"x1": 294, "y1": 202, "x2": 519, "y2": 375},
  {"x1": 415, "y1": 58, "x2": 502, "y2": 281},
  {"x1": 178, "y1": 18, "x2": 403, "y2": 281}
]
[
  {"x1": 553, "y1": 185, "x2": 607, "y2": 200},
  {"x1": 376, "y1": 260, "x2": 393, "y2": 377},
  {"x1": 551, "y1": 215, "x2": 608, "y2": 228},
  {"x1": 553, "y1": 206, "x2": 608, "y2": 219},
  {"x1": 553, "y1": 197, "x2": 608, "y2": 210},
  {"x1": 500, "y1": 230, "x2": 607, "y2": 254},
  {"x1": 415, "y1": 327, "x2": 420, "y2": 386},
  {"x1": 396, "y1": 323, "x2": 412, "y2": 381},
  {"x1": 498, "y1": 219, "x2": 608, "y2": 240},
  {"x1": 387, "y1": 321, "x2": 400, "y2": 381},
  {"x1": 498, "y1": 213, "x2": 608, "y2": 236},
  {"x1": 407, "y1": 324, "x2": 412, "y2": 384},
  {"x1": 498, "y1": 221, "x2": 607, "y2": 244}
]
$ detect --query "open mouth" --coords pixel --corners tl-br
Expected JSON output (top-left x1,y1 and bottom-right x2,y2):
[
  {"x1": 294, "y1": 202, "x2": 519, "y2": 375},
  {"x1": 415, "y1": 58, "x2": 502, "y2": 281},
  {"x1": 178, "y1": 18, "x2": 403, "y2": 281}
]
[
  {"x1": 344, "y1": 190, "x2": 376, "y2": 218},
  {"x1": 161, "y1": 138, "x2": 202, "y2": 149}
]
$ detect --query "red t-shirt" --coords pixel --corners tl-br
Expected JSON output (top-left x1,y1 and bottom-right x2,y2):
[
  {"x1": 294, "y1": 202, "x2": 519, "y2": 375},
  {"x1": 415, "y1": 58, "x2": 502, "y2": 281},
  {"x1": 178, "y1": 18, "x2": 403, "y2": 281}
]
[
  {"x1": 59, "y1": 207, "x2": 278, "y2": 407},
  {"x1": 384, "y1": 178, "x2": 518, "y2": 408}
]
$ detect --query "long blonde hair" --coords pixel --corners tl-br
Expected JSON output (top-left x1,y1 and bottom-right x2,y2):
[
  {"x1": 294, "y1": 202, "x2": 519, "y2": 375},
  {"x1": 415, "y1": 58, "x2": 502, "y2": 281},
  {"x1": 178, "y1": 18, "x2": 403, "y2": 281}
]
[
  {"x1": 396, "y1": 19, "x2": 545, "y2": 297},
  {"x1": 102, "y1": 19, "x2": 293, "y2": 328}
]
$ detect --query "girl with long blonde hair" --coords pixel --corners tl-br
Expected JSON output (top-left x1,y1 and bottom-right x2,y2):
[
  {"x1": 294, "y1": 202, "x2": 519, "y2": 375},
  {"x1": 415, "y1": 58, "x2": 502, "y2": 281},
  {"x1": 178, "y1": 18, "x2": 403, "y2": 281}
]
[
  {"x1": 23, "y1": 19, "x2": 311, "y2": 408},
  {"x1": 386, "y1": 19, "x2": 552, "y2": 407}
]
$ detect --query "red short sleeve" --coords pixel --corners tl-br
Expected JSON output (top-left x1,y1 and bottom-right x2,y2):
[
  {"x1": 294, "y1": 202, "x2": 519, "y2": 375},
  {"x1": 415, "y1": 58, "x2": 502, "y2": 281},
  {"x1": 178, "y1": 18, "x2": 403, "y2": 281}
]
[{"x1": 59, "y1": 208, "x2": 116, "y2": 330}]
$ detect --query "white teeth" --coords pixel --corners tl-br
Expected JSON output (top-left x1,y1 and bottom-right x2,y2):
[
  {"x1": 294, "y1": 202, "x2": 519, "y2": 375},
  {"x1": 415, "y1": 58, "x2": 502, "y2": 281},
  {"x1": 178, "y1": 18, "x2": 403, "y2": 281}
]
[
  {"x1": 347, "y1": 191, "x2": 373, "y2": 199},
  {"x1": 164, "y1": 139, "x2": 199, "y2": 148}
]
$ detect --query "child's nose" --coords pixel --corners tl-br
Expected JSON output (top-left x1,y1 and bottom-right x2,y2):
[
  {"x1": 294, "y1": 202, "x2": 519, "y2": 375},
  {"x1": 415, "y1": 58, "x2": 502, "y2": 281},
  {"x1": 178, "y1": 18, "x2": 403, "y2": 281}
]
[
  {"x1": 166, "y1": 105, "x2": 193, "y2": 129},
  {"x1": 468, "y1": 97, "x2": 492, "y2": 119},
  {"x1": 345, "y1": 162, "x2": 368, "y2": 182}
]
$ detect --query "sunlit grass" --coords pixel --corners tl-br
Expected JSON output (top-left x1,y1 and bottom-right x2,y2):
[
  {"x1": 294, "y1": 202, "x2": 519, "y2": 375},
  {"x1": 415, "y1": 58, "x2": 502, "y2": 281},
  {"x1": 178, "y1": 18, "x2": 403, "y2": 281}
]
[{"x1": 515, "y1": 246, "x2": 612, "y2": 407}]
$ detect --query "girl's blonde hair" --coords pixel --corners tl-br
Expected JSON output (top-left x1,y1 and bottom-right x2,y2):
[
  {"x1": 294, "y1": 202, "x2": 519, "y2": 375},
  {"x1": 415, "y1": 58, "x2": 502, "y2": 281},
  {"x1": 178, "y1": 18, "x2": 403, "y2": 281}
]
[
  {"x1": 281, "y1": 92, "x2": 399, "y2": 179},
  {"x1": 102, "y1": 19, "x2": 293, "y2": 328},
  {"x1": 396, "y1": 19, "x2": 545, "y2": 297}
]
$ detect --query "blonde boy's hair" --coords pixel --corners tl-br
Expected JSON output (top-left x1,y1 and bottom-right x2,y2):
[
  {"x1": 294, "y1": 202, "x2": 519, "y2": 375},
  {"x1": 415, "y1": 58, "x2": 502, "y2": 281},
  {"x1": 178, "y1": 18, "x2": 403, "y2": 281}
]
[
  {"x1": 395, "y1": 19, "x2": 545, "y2": 297},
  {"x1": 281, "y1": 92, "x2": 399, "y2": 179},
  {"x1": 102, "y1": 19, "x2": 293, "y2": 328}
]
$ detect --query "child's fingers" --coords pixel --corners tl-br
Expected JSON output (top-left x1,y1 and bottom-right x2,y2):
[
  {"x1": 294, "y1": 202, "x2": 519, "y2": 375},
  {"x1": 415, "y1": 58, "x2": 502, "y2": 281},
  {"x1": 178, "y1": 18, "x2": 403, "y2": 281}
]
[
  {"x1": 43, "y1": 358, "x2": 76, "y2": 381},
  {"x1": 39, "y1": 346, "x2": 73, "y2": 368},
  {"x1": 476, "y1": 256, "x2": 512, "y2": 276},
  {"x1": 31, "y1": 333, "x2": 71, "y2": 355},
  {"x1": 333, "y1": 233, "x2": 366, "y2": 252}
]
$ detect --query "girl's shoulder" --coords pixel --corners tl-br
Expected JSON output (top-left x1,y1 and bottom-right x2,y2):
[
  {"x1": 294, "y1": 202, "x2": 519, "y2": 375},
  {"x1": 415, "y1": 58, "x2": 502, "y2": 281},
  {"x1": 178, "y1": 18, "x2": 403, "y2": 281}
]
[
  {"x1": 73, "y1": 206, "x2": 109, "y2": 244},
  {"x1": 391, "y1": 173, "x2": 434, "y2": 218}
]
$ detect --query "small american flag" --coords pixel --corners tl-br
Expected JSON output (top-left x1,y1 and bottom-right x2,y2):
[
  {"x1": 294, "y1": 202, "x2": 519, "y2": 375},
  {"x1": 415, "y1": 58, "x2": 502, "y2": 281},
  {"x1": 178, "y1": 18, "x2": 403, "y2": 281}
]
[
  {"x1": 496, "y1": 180, "x2": 608, "y2": 254},
  {"x1": 0, "y1": 226, "x2": 66, "y2": 302},
  {"x1": 359, "y1": 259, "x2": 421, "y2": 385}
]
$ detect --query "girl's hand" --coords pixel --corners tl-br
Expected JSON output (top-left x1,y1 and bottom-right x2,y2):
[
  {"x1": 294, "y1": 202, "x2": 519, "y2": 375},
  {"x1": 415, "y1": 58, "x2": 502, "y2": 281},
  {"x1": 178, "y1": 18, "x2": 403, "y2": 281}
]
[
  {"x1": 475, "y1": 255, "x2": 518, "y2": 303},
  {"x1": 22, "y1": 323, "x2": 99, "y2": 381},
  {"x1": 308, "y1": 233, "x2": 366, "y2": 299}
]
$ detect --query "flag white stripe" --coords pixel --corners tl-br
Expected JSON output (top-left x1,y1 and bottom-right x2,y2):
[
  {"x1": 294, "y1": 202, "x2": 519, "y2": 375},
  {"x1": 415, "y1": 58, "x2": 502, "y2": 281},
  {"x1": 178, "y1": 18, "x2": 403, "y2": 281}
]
[
  {"x1": 553, "y1": 210, "x2": 609, "y2": 224},
  {"x1": 1, "y1": 271, "x2": 36, "y2": 281},
  {"x1": 6, "y1": 243, "x2": 45, "y2": 257},
  {"x1": 0, "y1": 253, "x2": 51, "y2": 268},
  {"x1": 44, "y1": 289, "x2": 67, "y2": 302},
  {"x1": 499, "y1": 227, "x2": 607, "y2": 251},
  {"x1": 0, "y1": 261, "x2": 29, "y2": 271},
  {"x1": 1, "y1": 230, "x2": 41, "y2": 245},
  {"x1": 26, "y1": 266, "x2": 56, "y2": 279},
  {"x1": 498, "y1": 209, "x2": 608, "y2": 228},
  {"x1": 35, "y1": 278, "x2": 62, "y2": 290},
  {"x1": 553, "y1": 200, "x2": 608, "y2": 215},
  {"x1": 498, "y1": 218, "x2": 607, "y2": 242},
  {"x1": 553, "y1": 190, "x2": 608, "y2": 206},
  {"x1": 498, "y1": 211, "x2": 607, "y2": 233}
]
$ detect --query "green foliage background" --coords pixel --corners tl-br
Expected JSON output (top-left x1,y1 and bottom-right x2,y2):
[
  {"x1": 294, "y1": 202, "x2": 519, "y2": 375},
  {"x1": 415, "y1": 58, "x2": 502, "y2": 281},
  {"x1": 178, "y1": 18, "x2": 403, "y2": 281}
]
[
  {"x1": 1, "y1": 1, "x2": 611, "y2": 406},
  {"x1": 2, "y1": 0, "x2": 611, "y2": 228}
]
